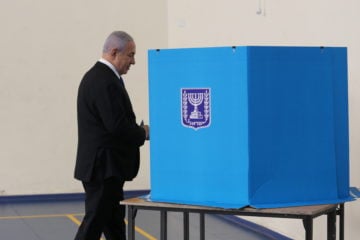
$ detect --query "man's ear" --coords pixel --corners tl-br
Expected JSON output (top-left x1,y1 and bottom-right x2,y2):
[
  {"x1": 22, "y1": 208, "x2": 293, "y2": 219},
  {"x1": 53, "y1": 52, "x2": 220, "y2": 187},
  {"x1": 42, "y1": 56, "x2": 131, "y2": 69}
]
[{"x1": 110, "y1": 48, "x2": 118, "y2": 57}]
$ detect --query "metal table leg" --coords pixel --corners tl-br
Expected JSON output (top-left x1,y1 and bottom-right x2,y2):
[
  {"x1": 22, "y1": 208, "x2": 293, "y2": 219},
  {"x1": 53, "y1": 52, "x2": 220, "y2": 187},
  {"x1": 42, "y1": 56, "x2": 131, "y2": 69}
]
[
  {"x1": 303, "y1": 216, "x2": 313, "y2": 240},
  {"x1": 338, "y1": 204, "x2": 344, "y2": 240},
  {"x1": 184, "y1": 212, "x2": 189, "y2": 240},
  {"x1": 200, "y1": 213, "x2": 205, "y2": 240},
  {"x1": 160, "y1": 210, "x2": 167, "y2": 240},
  {"x1": 327, "y1": 210, "x2": 336, "y2": 240},
  {"x1": 127, "y1": 206, "x2": 136, "y2": 240}
]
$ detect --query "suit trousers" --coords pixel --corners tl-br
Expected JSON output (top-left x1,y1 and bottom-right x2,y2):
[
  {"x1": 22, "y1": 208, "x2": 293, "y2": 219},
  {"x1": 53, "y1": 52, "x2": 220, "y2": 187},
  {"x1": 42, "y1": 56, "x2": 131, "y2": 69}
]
[{"x1": 74, "y1": 177, "x2": 126, "y2": 240}]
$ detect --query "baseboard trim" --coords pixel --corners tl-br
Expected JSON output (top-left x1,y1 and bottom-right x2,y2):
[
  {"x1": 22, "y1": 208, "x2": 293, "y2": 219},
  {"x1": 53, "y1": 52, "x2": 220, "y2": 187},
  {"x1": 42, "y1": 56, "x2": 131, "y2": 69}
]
[{"x1": 0, "y1": 190, "x2": 150, "y2": 203}]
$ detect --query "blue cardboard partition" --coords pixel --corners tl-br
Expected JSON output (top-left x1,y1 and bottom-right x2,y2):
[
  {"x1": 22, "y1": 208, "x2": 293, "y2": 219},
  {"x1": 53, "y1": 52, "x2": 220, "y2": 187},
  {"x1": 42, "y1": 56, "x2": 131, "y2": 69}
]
[{"x1": 148, "y1": 46, "x2": 353, "y2": 208}]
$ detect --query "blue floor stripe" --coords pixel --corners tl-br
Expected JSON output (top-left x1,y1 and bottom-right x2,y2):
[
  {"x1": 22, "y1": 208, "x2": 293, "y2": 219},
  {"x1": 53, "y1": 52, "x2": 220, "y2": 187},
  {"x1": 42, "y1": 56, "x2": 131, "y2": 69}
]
[
  {"x1": 0, "y1": 190, "x2": 150, "y2": 203},
  {"x1": 0, "y1": 190, "x2": 290, "y2": 239},
  {"x1": 215, "y1": 214, "x2": 292, "y2": 240}
]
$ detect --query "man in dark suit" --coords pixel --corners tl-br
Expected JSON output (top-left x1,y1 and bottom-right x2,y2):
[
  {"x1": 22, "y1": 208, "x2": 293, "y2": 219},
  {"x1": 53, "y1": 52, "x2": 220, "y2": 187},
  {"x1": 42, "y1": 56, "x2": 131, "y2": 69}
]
[{"x1": 74, "y1": 31, "x2": 149, "y2": 240}]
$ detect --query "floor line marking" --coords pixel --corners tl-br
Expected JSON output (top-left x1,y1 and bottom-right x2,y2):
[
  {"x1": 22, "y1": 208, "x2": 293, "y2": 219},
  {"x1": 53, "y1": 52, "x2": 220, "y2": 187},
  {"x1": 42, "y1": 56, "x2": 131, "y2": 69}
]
[
  {"x1": 0, "y1": 213, "x2": 83, "y2": 220},
  {"x1": 66, "y1": 214, "x2": 81, "y2": 225},
  {"x1": 0, "y1": 213, "x2": 157, "y2": 240},
  {"x1": 124, "y1": 219, "x2": 157, "y2": 240}
]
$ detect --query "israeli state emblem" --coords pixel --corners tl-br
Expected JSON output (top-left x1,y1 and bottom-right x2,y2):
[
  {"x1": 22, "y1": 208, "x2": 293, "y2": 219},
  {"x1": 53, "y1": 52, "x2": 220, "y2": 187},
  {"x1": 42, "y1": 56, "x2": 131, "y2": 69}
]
[{"x1": 181, "y1": 88, "x2": 211, "y2": 130}]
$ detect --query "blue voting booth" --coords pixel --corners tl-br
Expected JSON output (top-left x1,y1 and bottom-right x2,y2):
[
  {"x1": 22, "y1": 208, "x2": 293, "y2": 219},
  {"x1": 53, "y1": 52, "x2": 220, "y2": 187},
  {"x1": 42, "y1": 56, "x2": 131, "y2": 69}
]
[{"x1": 148, "y1": 46, "x2": 353, "y2": 208}]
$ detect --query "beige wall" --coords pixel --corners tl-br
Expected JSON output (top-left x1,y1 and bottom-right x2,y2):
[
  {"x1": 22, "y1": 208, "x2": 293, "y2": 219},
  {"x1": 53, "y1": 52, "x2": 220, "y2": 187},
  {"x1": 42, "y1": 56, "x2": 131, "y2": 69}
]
[
  {"x1": 0, "y1": 0, "x2": 167, "y2": 194},
  {"x1": 167, "y1": 0, "x2": 359, "y2": 239},
  {"x1": 1, "y1": 0, "x2": 359, "y2": 239}
]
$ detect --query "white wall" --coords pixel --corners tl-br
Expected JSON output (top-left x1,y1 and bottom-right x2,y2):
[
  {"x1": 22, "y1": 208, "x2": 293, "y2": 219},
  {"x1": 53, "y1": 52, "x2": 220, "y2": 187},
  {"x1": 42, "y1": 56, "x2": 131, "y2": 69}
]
[
  {"x1": 0, "y1": 0, "x2": 167, "y2": 195},
  {"x1": 167, "y1": 0, "x2": 360, "y2": 239}
]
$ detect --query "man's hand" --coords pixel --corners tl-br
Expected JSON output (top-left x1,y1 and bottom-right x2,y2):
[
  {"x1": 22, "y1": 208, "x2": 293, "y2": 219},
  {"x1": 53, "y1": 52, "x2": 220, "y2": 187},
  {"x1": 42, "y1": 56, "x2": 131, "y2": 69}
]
[{"x1": 142, "y1": 125, "x2": 150, "y2": 140}]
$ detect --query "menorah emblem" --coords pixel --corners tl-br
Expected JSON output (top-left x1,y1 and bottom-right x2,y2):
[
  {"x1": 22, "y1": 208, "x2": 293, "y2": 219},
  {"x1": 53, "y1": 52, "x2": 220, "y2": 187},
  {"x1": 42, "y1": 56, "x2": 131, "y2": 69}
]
[
  {"x1": 188, "y1": 92, "x2": 204, "y2": 119},
  {"x1": 181, "y1": 88, "x2": 211, "y2": 130}
]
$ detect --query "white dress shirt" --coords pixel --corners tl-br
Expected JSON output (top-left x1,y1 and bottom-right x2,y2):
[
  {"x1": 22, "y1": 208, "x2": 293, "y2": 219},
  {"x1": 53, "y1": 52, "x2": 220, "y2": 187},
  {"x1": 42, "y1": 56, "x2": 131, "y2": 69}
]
[{"x1": 98, "y1": 58, "x2": 121, "y2": 80}]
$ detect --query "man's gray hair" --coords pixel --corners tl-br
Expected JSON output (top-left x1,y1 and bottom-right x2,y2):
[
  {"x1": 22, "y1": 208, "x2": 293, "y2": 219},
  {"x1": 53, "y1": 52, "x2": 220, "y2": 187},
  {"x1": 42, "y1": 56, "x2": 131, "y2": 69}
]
[{"x1": 103, "y1": 31, "x2": 134, "y2": 53}]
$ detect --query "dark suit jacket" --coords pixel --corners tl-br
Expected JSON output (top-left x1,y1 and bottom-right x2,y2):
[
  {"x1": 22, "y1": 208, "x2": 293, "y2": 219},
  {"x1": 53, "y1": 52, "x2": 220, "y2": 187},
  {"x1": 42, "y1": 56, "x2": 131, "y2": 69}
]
[{"x1": 75, "y1": 62, "x2": 146, "y2": 182}]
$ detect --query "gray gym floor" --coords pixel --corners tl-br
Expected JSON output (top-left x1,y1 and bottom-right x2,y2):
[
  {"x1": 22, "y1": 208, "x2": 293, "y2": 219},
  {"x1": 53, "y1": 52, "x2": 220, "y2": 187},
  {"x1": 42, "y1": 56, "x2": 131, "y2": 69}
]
[{"x1": 0, "y1": 197, "x2": 290, "y2": 240}]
